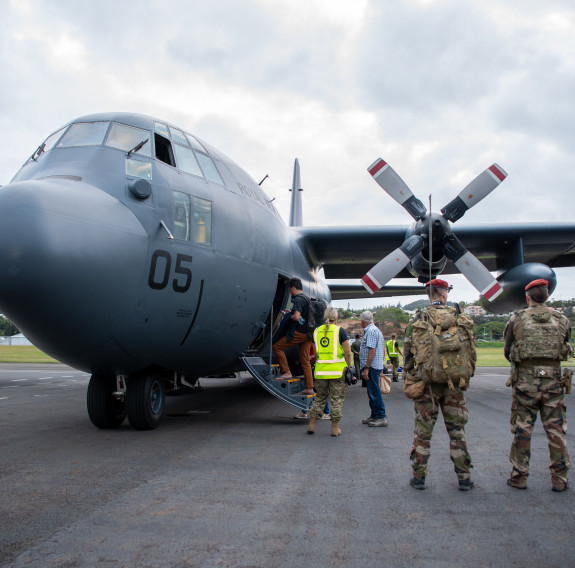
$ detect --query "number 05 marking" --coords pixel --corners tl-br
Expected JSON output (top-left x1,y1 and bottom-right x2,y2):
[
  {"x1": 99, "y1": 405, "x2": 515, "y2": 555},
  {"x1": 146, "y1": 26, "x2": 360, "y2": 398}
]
[{"x1": 148, "y1": 250, "x2": 193, "y2": 293}]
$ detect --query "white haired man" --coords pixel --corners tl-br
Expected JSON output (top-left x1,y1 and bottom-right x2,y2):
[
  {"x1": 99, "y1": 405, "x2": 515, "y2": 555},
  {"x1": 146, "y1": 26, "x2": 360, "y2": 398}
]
[{"x1": 359, "y1": 311, "x2": 388, "y2": 427}]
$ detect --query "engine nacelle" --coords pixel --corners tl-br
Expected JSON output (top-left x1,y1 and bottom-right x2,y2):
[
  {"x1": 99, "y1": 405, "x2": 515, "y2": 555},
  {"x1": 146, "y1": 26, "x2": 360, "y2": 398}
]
[
  {"x1": 408, "y1": 252, "x2": 448, "y2": 282},
  {"x1": 479, "y1": 263, "x2": 557, "y2": 314}
]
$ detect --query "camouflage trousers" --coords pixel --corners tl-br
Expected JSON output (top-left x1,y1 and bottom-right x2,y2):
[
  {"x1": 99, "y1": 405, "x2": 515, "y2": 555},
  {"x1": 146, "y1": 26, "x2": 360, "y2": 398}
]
[
  {"x1": 309, "y1": 375, "x2": 347, "y2": 421},
  {"x1": 389, "y1": 356, "x2": 400, "y2": 379},
  {"x1": 411, "y1": 383, "x2": 472, "y2": 481},
  {"x1": 510, "y1": 369, "x2": 570, "y2": 485}
]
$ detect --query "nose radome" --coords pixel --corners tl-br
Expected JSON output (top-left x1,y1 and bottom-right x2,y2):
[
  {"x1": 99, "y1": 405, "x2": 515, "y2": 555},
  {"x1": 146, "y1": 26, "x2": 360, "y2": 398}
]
[{"x1": 0, "y1": 178, "x2": 147, "y2": 357}]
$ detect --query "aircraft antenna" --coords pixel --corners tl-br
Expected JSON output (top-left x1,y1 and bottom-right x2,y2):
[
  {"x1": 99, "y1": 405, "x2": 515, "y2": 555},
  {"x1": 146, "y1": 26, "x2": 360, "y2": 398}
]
[
  {"x1": 258, "y1": 174, "x2": 269, "y2": 186},
  {"x1": 289, "y1": 159, "x2": 303, "y2": 227}
]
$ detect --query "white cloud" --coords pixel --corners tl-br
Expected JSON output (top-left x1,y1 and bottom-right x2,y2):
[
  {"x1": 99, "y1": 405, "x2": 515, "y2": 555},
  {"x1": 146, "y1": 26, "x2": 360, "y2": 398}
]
[{"x1": 1, "y1": 0, "x2": 575, "y2": 305}]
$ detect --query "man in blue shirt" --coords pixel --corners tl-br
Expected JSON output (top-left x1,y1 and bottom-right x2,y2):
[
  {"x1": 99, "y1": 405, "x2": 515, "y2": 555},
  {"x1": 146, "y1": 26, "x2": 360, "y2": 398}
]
[{"x1": 359, "y1": 311, "x2": 387, "y2": 427}]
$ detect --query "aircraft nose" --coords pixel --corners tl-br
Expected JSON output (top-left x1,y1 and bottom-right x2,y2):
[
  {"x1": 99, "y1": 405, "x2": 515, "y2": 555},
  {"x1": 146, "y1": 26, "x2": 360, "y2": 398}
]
[{"x1": 0, "y1": 178, "x2": 147, "y2": 359}]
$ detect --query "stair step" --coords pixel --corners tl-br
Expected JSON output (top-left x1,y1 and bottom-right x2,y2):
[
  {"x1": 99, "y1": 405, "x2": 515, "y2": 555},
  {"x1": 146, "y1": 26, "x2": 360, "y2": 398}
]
[{"x1": 240, "y1": 356, "x2": 314, "y2": 411}]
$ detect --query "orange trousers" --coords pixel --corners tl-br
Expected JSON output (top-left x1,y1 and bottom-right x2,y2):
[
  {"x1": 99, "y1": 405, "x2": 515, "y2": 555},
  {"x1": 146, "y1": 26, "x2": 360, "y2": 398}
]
[{"x1": 272, "y1": 331, "x2": 314, "y2": 389}]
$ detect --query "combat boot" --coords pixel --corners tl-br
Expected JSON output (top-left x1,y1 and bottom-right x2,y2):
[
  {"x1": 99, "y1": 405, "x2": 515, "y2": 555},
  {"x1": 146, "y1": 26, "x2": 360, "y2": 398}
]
[
  {"x1": 307, "y1": 416, "x2": 318, "y2": 435},
  {"x1": 409, "y1": 477, "x2": 426, "y2": 490},
  {"x1": 331, "y1": 420, "x2": 341, "y2": 437},
  {"x1": 551, "y1": 478, "x2": 568, "y2": 492}
]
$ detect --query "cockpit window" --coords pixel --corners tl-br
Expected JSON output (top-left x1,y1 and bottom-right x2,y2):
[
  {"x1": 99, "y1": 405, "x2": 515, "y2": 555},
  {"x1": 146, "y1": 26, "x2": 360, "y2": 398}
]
[
  {"x1": 57, "y1": 122, "x2": 109, "y2": 147},
  {"x1": 169, "y1": 127, "x2": 189, "y2": 147},
  {"x1": 155, "y1": 122, "x2": 170, "y2": 138},
  {"x1": 196, "y1": 153, "x2": 224, "y2": 185},
  {"x1": 43, "y1": 127, "x2": 67, "y2": 152},
  {"x1": 106, "y1": 123, "x2": 151, "y2": 156},
  {"x1": 186, "y1": 134, "x2": 206, "y2": 153},
  {"x1": 155, "y1": 133, "x2": 176, "y2": 166},
  {"x1": 173, "y1": 144, "x2": 203, "y2": 177}
]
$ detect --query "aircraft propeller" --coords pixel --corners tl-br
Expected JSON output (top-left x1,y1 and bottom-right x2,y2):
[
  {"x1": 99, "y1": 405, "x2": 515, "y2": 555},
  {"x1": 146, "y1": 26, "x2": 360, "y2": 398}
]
[{"x1": 361, "y1": 158, "x2": 507, "y2": 302}]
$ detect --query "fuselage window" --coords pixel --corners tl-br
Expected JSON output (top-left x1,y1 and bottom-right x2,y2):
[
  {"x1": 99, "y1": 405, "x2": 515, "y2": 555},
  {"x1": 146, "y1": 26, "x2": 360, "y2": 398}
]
[
  {"x1": 57, "y1": 122, "x2": 109, "y2": 147},
  {"x1": 173, "y1": 191, "x2": 191, "y2": 240},
  {"x1": 106, "y1": 123, "x2": 151, "y2": 156},
  {"x1": 196, "y1": 153, "x2": 224, "y2": 185},
  {"x1": 155, "y1": 133, "x2": 176, "y2": 167},
  {"x1": 193, "y1": 196, "x2": 212, "y2": 246},
  {"x1": 173, "y1": 143, "x2": 203, "y2": 177}
]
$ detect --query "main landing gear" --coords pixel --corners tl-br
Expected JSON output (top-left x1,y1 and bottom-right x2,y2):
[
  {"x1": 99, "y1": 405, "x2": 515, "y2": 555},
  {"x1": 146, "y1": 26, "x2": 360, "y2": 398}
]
[{"x1": 87, "y1": 372, "x2": 166, "y2": 430}]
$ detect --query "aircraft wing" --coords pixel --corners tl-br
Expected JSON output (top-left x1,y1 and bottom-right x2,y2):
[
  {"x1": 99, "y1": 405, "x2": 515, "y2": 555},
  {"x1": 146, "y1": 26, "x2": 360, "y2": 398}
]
[
  {"x1": 328, "y1": 283, "x2": 427, "y2": 300},
  {"x1": 292, "y1": 223, "x2": 575, "y2": 279}
]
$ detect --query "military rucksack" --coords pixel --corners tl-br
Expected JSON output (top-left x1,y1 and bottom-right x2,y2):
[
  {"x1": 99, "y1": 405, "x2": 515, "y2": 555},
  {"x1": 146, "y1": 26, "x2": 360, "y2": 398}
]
[
  {"x1": 410, "y1": 305, "x2": 476, "y2": 389},
  {"x1": 510, "y1": 306, "x2": 571, "y2": 362},
  {"x1": 302, "y1": 296, "x2": 328, "y2": 339}
]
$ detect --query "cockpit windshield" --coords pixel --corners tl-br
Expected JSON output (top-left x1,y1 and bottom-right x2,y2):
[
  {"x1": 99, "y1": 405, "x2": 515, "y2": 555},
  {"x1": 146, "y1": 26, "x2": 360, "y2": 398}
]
[
  {"x1": 57, "y1": 122, "x2": 109, "y2": 147},
  {"x1": 24, "y1": 118, "x2": 224, "y2": 187},
  {"x1": 106, "y1": 123, "x2": 150, "y2": 157}
]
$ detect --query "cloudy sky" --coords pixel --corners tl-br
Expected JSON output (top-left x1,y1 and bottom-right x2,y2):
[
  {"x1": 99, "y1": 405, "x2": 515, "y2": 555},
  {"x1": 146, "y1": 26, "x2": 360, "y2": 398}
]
[{"x1": 2, "y1": 0, "x2": 575, "y2": 308}]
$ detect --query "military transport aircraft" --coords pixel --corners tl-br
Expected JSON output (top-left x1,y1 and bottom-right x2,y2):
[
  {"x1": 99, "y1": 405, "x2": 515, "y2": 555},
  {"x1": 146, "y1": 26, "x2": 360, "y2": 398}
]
[{"x1": 0, "y1": 112, "x2": 573, "y2": 430}]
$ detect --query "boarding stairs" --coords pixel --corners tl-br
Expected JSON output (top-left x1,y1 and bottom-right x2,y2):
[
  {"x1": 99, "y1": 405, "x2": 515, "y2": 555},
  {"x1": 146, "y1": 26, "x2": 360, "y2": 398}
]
[{"x1": 240, "y1": 356, "x2": 315, "y2": 412}]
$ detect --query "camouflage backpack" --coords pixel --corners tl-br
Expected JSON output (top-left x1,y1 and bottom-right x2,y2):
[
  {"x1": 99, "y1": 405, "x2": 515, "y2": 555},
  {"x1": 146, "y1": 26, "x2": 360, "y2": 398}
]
[
  {"x1": 510, "y1": 305, "x2": 571, "y2": 362},
  {"x1": 410, "y1": 305, "x2": 477, "y2": 389}
]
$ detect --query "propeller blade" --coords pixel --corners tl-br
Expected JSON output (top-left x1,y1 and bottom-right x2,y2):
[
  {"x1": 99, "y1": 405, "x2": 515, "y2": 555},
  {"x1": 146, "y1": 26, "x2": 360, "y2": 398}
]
[
  {"x1": 361, "y1": 235, "x2": 427, "y2": 294},
  {"x1": 443, "y1": 235, "x2": 503, "y2": 301},
  {"x1": 368, "y1": 158, "x2": 427, "y2": 220},
  {"x1": 441, "y1": 164, "x2": 508, "y2": 223}
]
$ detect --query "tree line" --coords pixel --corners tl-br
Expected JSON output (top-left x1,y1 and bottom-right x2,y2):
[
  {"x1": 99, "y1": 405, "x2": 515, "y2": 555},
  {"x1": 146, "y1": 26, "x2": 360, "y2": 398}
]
[{"x1": 338, "y1": 298, "x2": 575, "y2": 342}]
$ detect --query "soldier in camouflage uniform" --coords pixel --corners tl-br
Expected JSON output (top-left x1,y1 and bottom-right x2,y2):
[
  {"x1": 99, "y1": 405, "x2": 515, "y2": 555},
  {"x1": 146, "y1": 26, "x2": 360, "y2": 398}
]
[
  {"x1": 404, "y1": 279, "x2": 475, "y2": 491},
  {"x1": 504, "y1": 278, "x2": 572, "y2": 492}
]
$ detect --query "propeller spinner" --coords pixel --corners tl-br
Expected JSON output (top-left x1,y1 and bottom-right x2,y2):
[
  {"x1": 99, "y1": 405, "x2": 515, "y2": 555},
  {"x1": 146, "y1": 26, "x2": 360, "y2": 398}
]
[{"x1": 362, "y1": 159, "x2": 507, "y2": 302}]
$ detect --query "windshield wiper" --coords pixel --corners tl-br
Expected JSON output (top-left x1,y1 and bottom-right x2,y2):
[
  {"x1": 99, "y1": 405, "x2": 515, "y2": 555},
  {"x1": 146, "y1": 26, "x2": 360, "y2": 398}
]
[
  {"x1": 127, "y1": 138, "x2": 149, "y2": 157},
  {"x1": 27, "y1": 142, "x2": 46, "y2": 162}
]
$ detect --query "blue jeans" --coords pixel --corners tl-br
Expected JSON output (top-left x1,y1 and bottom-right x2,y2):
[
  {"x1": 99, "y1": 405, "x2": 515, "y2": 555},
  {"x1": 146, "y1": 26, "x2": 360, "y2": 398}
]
[{"x1": 366, "y1": 367, "x2": 386, "y2": 419}]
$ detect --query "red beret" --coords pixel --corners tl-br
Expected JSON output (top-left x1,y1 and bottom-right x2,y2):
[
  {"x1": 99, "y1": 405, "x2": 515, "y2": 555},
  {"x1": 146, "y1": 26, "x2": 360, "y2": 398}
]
[
  {"x1": 525, "y1": 279, "x2": 548, "y2": 291},
  {"x1": 425, "y1": 278, "x2": 450, "y2": 289}
]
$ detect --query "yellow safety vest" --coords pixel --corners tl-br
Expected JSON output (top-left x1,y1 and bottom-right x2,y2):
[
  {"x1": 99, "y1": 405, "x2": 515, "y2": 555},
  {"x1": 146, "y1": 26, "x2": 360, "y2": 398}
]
[
  {"x1": 313, "y1": 324, "x2": 347, "y2": 379},
  {"x1": 387, "y1": 339, "x2": 399, "y2": 357}
]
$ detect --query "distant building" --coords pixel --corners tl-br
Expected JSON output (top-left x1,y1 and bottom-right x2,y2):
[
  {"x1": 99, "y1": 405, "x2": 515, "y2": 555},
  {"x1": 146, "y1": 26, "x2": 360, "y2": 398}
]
[
  {"x1": 464, "y1": 305, "x2": 486, "y2": 316},
  {"x1": 3, "y1": 333, "x2": 33, "y2": 346}
]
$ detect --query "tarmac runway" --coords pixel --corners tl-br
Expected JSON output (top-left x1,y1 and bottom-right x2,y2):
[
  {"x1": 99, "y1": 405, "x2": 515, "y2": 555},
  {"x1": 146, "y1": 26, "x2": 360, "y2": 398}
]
[{"x1": 1, "y1": 364, "x2": 574, "y2": 567}]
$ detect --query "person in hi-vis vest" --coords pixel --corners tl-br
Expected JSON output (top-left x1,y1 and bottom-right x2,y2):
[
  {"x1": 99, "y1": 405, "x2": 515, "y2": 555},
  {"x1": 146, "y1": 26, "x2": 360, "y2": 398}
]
[
  {"x1": 385, "y1": 334, "x2": 403, "y2": 382},
  {"x1": 307, "y1": 307, "x2": 353, "y2": 437}
]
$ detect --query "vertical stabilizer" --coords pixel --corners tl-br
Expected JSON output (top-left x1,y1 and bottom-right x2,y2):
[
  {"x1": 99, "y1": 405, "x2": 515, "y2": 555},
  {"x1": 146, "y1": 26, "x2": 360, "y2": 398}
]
[{"x1": 289, "y1": 158, "x2": 303, "y2": 227}]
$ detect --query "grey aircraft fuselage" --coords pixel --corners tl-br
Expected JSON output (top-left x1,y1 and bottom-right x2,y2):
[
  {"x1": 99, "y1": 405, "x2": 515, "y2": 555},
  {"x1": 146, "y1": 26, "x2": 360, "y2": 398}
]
[{"x1": 0, "y1": 113, "x2": 329, "y2": 379}]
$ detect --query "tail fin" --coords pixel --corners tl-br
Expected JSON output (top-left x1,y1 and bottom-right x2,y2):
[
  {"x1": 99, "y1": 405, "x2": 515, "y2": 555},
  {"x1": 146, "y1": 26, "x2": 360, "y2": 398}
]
[{"x1": 289, "y1": 158, "x2": 303, "y2": 227}]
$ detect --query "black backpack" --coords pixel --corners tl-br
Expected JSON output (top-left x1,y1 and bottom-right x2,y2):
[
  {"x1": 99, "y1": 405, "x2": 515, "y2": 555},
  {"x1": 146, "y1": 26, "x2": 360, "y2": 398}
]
[{"x1": 302, "y1": 296, "x2": 328, "y2": 339}]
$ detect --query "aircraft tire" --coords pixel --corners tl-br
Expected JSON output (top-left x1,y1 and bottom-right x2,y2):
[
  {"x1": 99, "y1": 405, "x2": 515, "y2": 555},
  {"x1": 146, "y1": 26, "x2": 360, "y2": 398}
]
[
  {"x1": 87, "y1": 374, "x2": 126, "y2": 429},
  {"x1": 126, "y1": 373, "x2": 165, "y2": 430}
]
